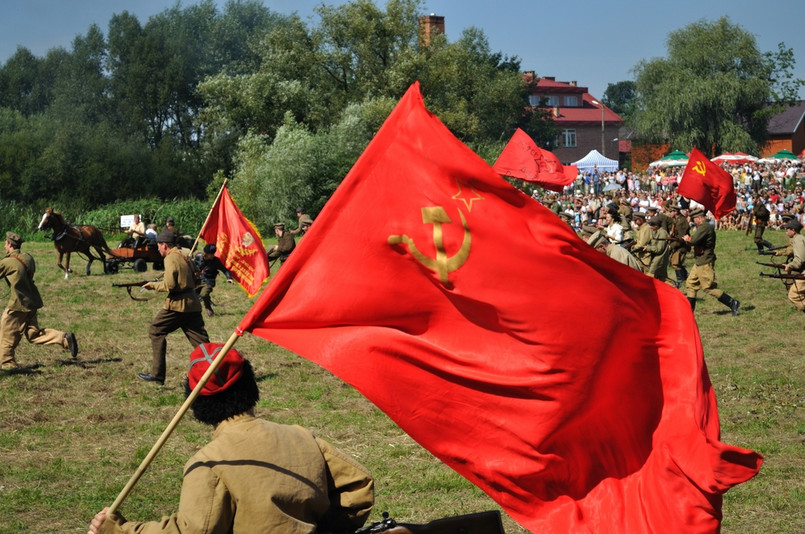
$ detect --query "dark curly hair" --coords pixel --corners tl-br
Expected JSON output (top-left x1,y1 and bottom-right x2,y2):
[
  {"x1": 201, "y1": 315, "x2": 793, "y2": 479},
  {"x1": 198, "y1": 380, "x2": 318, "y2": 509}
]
[{"x1": 185, "y1": 359, "x2": 260, "y2": 426}]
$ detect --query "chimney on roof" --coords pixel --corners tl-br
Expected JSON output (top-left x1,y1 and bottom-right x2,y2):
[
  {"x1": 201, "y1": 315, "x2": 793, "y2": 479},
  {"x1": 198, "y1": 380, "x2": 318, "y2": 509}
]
[
  {"x1": 545, "y1": 76, "x2": 555, "y2": 81},
  {"x1": 570, "y1": 81, "x2": 577, "y2": 86},
  {"x1": 418, "y1": 14, "x2": 444, "y2": 47}
]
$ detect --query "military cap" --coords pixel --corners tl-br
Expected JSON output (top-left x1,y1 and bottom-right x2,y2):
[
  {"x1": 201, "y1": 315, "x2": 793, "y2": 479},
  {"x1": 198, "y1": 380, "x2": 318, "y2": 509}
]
[
  {"x1": 156, "y1": 228, "x2": 177, "y2": 244},
  {"x1": 646, "y1": 205, "x2": 659, "y2": 212},
  {"x1": 633, "y1": 211, "x2": 647, "y2": 220},
  {"x1": 299, "y1": 214, "x2": 313, "y2": 226},
  {"x1": 780, "y1": 212, "x2": 795, "y2": 222},
  {"x1": 586, "y1": 231, "x2": 609, "y2": 249},
  {"x1": 273, "y1": 222, "x2": 286, "y2": 230},
  {"x1": 581, "y1": 224, "x2": 599, "y2": 237},
  {"x1": 783, "y1": 219, "x2": 803, "y2": 232},
  {"x1": 5, "y1": 231, "x2": 23, "y2": 248},
  {"x1": 648, "y1": 217, "x2": 662, "y2": 227},
  {"x1": 689, "y1": 208, "x2": 705, "y2": 218},
  {"x1": 203, "y1": 244, "x2": 216, "y2": 254}
]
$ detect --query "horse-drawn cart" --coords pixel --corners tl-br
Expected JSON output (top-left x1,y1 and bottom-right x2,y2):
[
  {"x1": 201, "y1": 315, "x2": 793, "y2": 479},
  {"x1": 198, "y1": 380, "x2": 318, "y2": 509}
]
[{"x1": 106, "y1": 242, "x2": 164, "y2": 273}]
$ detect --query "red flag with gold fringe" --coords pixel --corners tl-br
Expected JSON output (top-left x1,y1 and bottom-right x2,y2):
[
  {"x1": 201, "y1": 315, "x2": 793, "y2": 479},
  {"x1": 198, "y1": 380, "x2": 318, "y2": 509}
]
[
  {"x1": 236, "y1": 83, "x2": 761, "y2": 533},
  {"x1": 200, "y1": 187, "x2": 269, "y2": 297}
]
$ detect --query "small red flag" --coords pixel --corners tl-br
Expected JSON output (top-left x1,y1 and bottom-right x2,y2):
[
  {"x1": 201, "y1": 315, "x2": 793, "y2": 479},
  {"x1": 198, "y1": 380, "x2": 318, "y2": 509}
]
[
  {"x1": 200, "y1": 187, "x2": 269, "y2": 297},
  {"x1": 678, "y1": 147, "x2": 737, "y2": 219},
  {"x1": 493, "y1": 128, "x2": 575, "y2": 192},
  {"x1": 236, "y1": 83, "x2": 761, "y2": 532}
]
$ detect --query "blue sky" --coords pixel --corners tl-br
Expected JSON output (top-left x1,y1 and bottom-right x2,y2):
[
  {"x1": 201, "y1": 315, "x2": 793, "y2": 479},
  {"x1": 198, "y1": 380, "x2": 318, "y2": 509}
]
[{"x1": 2, "y1": 0, "x2": 804, "y2": 100}]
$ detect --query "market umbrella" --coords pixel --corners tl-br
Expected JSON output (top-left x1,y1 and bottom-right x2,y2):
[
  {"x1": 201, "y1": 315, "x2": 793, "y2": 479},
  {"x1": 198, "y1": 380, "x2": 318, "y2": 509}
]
[
  {"x1": 711, "y1": 152, "x2": 757, "y2": 165},
  {"x1": 649, "y1": 150, "x2": 689, "y2": 168},
  {"x1": 758, "y1": 149, "x2": 801, "y2": 164}
]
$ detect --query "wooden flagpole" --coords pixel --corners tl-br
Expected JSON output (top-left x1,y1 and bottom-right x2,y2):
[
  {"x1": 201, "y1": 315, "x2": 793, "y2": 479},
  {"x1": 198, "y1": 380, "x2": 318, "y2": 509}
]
[
  {"x1": 190, "y1": 178, "x2": 228, "y2": 255},
  {"x1": 107, "y1": 330, "x2": 241, "y2": 515}
]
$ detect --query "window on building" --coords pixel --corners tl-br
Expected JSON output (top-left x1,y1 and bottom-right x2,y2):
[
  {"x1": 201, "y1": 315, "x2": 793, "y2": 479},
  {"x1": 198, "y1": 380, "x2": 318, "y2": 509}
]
[
  {"x1": 564, "y1": 96, "x2": 578, "y2": 107},
  {"x1": 545, "y1": 96, "x2": 559, "y2": 107},
  {"x1": 528, "y1": 95, "x2": 541, "y2": 106},
  {"x1": 562, "y1": 129, "x2": 577, "y2": 148}
]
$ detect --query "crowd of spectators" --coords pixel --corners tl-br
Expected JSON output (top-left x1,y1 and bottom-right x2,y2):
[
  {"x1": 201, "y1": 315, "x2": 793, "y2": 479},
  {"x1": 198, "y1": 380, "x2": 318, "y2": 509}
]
[{"x1": 532, "y1": 161, "x2": 805, "y2": 232}]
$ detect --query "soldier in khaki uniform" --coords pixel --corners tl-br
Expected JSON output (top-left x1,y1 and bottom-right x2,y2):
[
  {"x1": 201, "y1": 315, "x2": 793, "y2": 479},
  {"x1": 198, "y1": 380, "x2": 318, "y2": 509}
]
[
  {"x1": 632, "y1": 211, "x2": 652, "y2": 272},
  {"x1": 781, "y1": 219, "x2": 805, "y2": 312},
  {"x1": 89, "y1": 344, "x2": 374, "y2": 534},
  {"x1": 668, "y1": 205, "x2": 690, "y2": 289},
  {"x1": 685, "y1": 209, "x2": 741, "y2": 316},
  {"x1": 587, "y1": 231, "x2": 643, "y2": 271},
  {"x1": 643, "y1": 217, "x2": 671, "y2": 282},
  {"x1": 138, "y1": 229, "x2": 209, "y2": 385},
  {"x1": 0, "y1": 231, "x2": 78, "y2": 370}
]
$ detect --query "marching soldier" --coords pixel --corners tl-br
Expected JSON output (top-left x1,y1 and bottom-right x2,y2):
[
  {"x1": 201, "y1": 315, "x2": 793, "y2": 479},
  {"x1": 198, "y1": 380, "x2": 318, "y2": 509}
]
[
  {"x1": 632, "y1": 211, "x2": 652, "y2": 272},
  {"x1": 684, "y1": 209, "x2": 740, "y2": 316},
  {"x1": 643, "y1": 217, "x2": 671, "y2": 282},
  {"x1": 751, "y1": 194, "x2": 774, "y2": 251},
  {"x1": 668, "y1": 204, "x2": 691, "y2": 289}
]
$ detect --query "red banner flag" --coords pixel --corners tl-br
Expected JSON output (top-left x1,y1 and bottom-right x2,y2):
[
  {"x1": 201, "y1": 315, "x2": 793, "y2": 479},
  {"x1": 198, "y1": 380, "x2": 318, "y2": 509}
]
[
  {"x1": 236, "y1": 83, "x2": 761, "y2": 532},
  {"x1": 200, "y1": 187, "x2": 269, "y2": 297},
  {"x1": 678, "y1": 147, "x2": 737, "y2": 219},
  {"x1": 492, "y1": 128, "x2": 575, "y2": 192}
]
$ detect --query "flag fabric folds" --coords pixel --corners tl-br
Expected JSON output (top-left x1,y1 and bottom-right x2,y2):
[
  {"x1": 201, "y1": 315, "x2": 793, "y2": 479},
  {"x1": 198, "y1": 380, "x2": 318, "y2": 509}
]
[
  {"x1": 237, "y1": 83, "x2": 761, "y2": 533},
  {"x1": 200, "y1": 187, "x2": 269, "y2": 297},
  {"x1": 678, "y1": 147, "x2": 737, "y2": 219},
  {"x1": 493, "y1": 128, "x2": 576, "y2": 192}
]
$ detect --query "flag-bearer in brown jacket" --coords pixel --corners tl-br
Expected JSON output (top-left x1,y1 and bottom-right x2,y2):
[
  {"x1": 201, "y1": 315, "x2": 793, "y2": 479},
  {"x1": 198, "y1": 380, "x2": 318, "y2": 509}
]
[{"x1": 89, "y1": 344, "x2": 374, "y2": 534}]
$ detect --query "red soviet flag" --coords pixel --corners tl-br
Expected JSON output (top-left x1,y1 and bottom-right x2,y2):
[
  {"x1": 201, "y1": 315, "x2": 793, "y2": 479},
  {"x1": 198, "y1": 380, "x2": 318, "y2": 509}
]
[
  {"x1": 200, "y1": 186, "x2": 269, "y2": 297},
  {"x1": 493, "y1": 128, "x2": 575, "y2": 192},
  {"x1": 237, "y1": 83, "x2": 761, "y2": 533},
  {"x1": 679, "y1": 147, "x2": 737, "y2": 219}
]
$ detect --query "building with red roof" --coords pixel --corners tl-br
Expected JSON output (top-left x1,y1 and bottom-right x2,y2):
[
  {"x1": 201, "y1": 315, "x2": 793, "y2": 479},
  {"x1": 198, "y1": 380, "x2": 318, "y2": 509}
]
[{"x1": 524, "y1": 73, "x2": 624, "y2": 164}]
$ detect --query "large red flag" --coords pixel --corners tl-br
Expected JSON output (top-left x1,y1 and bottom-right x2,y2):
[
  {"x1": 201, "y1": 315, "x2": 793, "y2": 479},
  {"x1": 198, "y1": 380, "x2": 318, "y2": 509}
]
[
  {"x1": 678, "y1": 147, "x2": 737, "y2": 219},
  {"x1": 493, "y1": 128, "x2": 575, "y2": 192},
  {"x1": 237, "y1": 83, "x2": 761, "y2": 532},
  {"x1": 200, "y1": 187, "x2": 269, "y2": 297}
]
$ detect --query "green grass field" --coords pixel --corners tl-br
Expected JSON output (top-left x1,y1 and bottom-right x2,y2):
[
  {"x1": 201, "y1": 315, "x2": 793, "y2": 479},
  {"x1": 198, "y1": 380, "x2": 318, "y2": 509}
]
[{"x1": 0, "y1": 229, "x2": 803, "y2": 533}]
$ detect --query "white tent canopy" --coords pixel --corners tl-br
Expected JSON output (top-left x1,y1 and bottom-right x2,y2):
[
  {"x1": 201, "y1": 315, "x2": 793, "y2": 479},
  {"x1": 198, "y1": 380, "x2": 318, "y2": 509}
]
[{"x1": 571, "y1": 149, "x2": 619, "y2": 173}]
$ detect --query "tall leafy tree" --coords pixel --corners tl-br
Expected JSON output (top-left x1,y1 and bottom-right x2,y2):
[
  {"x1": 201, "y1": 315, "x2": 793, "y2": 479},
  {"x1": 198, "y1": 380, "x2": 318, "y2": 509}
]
[
  {"x1": 603, "y1": 80, "x2": 636, "y2": 123},
  {"x1": 633, "y1": 17, "x2": 803, "y2": 157}
]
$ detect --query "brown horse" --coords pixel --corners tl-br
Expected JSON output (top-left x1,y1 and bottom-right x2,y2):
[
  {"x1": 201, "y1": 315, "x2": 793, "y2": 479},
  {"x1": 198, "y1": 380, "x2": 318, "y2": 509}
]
[{"x1": 37, "y1": 208, "x2": 112, "y2": 277}]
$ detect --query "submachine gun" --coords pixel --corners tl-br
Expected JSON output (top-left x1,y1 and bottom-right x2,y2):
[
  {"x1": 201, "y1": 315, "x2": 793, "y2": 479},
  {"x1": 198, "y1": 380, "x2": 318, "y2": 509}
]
[
  {"x1": 352, "y1": 510, "x2": 505, "y2": 534},
  {"x1": 112, "y1": 279, "x2": 161, "y2": 301}
]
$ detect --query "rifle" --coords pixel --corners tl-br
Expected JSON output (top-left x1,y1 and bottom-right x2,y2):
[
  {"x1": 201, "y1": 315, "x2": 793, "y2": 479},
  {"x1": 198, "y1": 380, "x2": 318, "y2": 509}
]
[
  {"x1": 759, "y1": 272, "x2": 805, "y2": 281},
  {"x1": 745, "y1": 215, "x2": 754, "y2": 236},
  {"x1": 112, "y1": 279, "x2": 160, "y2": 301},
  {"x1": 757, "y1": 244, "x2": 788, "y2": 255},
  {"x1": 756, "y1": 261, "x2": 785, "y2": 269},
  {"x1": 353, "y1": 510, "x2": 505, "y2": 534}
]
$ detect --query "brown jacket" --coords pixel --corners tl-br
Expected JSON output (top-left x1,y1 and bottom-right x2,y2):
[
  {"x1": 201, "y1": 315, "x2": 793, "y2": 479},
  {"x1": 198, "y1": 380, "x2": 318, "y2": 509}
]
[
  {"x1": 151, "y1": 248, "x2": 201, "y2": 313},
  {"x1": 0, "y1": 250, "x2": 43, "y2": 312},
  {"x1": 101, "y1": 414, "x2": 374, "y2": 533}
]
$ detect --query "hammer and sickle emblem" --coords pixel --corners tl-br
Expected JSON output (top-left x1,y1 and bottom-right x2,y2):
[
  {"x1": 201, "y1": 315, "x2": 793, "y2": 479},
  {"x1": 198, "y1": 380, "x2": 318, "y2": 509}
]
[
  {"x1": 388, "y1": 207, "x2": 471, "y2": 284},
  {"x1": 693, "y1": 160, "x2": 707, "y2": 176}
]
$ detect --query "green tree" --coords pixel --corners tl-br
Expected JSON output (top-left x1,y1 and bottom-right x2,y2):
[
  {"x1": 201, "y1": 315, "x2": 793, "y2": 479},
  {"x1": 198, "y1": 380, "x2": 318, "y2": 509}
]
[
  {"x1": 603, "y1": 80, "x2": 636, "y2": 123},
  {"x1": 633, "y1": 17, "x2": 804, "y2": 157}
]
